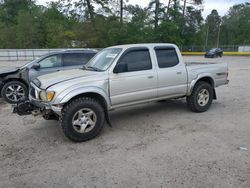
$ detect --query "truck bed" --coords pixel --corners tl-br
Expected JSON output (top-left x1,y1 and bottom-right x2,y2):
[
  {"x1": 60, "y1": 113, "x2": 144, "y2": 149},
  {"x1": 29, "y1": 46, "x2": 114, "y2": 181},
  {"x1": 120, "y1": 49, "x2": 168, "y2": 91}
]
[{"x1": 185, "y1": 62, "x2": 228, "y2": 88}]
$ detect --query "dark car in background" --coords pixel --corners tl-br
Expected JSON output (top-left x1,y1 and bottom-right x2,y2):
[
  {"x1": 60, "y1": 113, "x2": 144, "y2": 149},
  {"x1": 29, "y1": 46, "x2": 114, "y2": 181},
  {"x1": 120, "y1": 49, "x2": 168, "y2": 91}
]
[
  {"x1": 205, "y1": 48, "x2": 223, "y2": 58},
  {"x1": 0, "y1": 49, "x2": 97, "y2": 104}
]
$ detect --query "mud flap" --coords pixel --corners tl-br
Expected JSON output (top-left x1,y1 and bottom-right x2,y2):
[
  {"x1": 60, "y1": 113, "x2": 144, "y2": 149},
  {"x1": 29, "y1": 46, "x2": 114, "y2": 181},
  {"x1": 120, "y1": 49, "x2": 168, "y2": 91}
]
[
  {"x1": 105, "y1": 109, "x2": 112, "y2": 127},
  {"x1": 213, "y1": 89, "x2": 217, "y2": 100}
]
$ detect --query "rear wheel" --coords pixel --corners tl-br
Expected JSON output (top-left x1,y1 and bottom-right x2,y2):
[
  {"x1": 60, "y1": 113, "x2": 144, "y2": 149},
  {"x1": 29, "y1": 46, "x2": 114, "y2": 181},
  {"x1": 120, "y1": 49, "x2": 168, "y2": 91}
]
[
  {"x1": 187, "y1": 81, "x2": 213, "y2": 112},
  {"x1": 1, "y1": 81, "x2": 28, "y2": 104},
  {"x1": 61, "y1": 97, "x2": 105, "y2": 142}
]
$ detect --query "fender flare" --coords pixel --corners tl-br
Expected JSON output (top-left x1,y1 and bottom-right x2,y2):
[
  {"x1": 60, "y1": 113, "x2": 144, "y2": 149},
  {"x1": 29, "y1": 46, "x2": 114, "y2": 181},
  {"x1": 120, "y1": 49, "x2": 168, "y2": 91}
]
[
  {"x1": 55, "y1": 86, "x2": 111, "y2": 109},
  {"x1": 188, "y1": 74, "x2": 215, "y2": 96}
]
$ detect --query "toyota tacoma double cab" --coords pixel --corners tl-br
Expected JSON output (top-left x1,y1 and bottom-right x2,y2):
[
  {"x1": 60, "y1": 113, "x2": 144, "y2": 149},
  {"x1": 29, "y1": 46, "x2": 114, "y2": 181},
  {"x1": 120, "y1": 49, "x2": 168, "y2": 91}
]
[{"x1": 13, "y1": 43, "x2": 229, "y2": 142}]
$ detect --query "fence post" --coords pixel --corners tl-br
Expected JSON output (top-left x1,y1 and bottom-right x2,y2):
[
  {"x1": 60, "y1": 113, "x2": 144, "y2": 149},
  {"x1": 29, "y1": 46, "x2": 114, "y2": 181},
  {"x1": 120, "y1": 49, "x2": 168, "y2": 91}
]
[
  {"x1": 32, "y1": 49, "x2": 35, "y2": 60},
  {"x1": 16, "y1": 49, "x2": 18, "y2": 61},
  {"x1": 7, "y1": 50, "x2": 10, "y2": 61}
]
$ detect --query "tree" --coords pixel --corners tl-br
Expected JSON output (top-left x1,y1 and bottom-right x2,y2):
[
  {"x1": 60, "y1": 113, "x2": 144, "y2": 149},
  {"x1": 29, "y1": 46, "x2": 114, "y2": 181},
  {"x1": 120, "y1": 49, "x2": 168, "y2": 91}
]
[
  {"x1": 148, "y1": 0, "x2": 165, "y2": 29},
  {"x1": 16, "y1": 10, "x2": 44, "y2": 48},
  {"x1": 205, "y1": 9, "x2": 221, "y2": 47},
  {"x1": 0, "y1": 0, "x2": 35, "y2": 25},
  {"x1": 182, "y1": 0, "x2": 203, "y2": 16},
  {"x1": 43, "y1": 2, "x2": 76, "y2": 47},
  {"x1": 182, "y1": 6, "x2": 203, "y2": 46},
  {"x1": 220, "y1": 3, "x2": 250, "y2": 45}
]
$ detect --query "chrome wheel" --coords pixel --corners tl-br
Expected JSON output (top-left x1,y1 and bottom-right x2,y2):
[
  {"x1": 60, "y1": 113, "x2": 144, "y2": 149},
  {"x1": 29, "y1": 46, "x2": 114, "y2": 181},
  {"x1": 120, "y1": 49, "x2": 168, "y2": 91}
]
[
  {"x1": 5, "y1": 84, "x2": 25, "y2": 102},
  {"x1": 72, "y1": 108, "x2": 97, "y2": 133},
  {"x1": 197, "y1": 89, "x2": 210, "y2": 107}
]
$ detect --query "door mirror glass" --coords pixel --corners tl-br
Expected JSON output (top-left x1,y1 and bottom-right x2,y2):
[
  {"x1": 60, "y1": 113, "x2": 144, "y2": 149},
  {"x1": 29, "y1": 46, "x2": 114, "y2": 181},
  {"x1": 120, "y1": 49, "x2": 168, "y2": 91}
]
[
  {"x1": 113, "y1": 63, "x2": 127, "y2": 73},
  {"x1": 31, "y1": 63, "x2": 40, "y2": 70}
]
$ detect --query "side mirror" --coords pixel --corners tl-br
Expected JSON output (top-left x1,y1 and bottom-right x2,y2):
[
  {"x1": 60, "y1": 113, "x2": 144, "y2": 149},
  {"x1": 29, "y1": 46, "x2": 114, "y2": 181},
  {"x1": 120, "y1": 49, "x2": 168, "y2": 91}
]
[
  {"x1": 31, "y1": 63, "x2": 40, "y2": 70},
  {"x1": 113, "y1": 63, "x2": 127, "y2": 74}
]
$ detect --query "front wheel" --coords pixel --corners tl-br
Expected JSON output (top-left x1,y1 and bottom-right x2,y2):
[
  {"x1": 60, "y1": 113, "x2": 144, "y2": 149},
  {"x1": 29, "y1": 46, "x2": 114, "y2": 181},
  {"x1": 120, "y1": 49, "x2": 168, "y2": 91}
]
[
  {"x1": 60, "y1": 97, "x2": 105, "y2": 142},
  {"x1": 1, "y1": 81, "x2": 28, "y2": 104},
  {"x1": 187, "y1": 81, "x2": 213, "y2": 112}
]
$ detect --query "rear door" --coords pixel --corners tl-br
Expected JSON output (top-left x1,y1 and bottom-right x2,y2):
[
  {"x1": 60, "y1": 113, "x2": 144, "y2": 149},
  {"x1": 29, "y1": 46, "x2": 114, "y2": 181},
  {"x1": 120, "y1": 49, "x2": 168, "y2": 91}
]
[
  {"x1": 109, "y1": 47, "x2": 157, "y2": 106},
  {"x1": 62, "y1": 53, "x2": 95, "y2": 70},
  {"x1": 154, "y1": 46, "x2": 188, "y2": 97},
  {"x1": 29, "y1": 54, "x2": 62, "y2": 81}
]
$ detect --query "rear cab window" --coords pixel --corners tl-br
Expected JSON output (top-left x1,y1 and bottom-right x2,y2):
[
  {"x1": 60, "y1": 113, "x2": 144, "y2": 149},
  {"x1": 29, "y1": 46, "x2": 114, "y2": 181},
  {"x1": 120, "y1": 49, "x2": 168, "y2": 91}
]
[
  {"x1": 155, "y1": 47, "x2": 179, "y2": 68},
  {"x1": 62, "y1": 53, "x2": 95, "y2": 66}
]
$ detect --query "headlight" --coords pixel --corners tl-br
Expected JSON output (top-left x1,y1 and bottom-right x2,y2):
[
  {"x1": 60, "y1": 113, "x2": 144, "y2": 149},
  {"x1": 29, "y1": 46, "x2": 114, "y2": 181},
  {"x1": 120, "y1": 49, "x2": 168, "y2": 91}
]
[
  {"x1": 39, "y1": 90, "x2": 55, "y2": 101},
  {"x1": 39, "y1": 90, "x2": 47, "y2": 101}
]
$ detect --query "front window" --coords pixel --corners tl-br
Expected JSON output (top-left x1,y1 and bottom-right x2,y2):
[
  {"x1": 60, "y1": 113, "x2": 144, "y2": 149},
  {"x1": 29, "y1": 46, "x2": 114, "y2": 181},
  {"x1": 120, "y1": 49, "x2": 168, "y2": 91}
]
[
  {"x1": 115, "y1": 49, "x2": 152, "y2": 73},
  {"x1": 39, "y1": 55, "x2": 61, "y2": 68},
  {"x1": 85, "y1": 48, "x2": 122, "y2": 71}
]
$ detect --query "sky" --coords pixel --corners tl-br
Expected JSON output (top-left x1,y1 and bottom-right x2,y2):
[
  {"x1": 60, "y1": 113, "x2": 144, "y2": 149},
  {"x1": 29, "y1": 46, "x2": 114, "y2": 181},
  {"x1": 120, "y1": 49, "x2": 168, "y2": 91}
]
[{"x1": 37, "y1": 0, "x2": 249, "y2": 17}]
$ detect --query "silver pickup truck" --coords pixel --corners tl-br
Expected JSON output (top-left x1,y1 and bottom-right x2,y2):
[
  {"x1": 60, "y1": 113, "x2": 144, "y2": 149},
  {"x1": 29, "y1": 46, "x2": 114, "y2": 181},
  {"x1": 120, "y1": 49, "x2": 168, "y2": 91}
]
[{"x1": 14, "y1": 43, "x2": 229, "y2": 142}]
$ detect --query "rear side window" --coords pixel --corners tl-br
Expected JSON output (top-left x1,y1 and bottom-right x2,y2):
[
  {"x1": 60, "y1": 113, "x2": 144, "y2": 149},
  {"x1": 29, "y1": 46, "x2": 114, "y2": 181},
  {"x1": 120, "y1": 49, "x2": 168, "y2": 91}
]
[
  {"x1": 117, "y1": 49, "x2": 152, "y2": 73},
  {"x1": 62, "y1": 53, "x2": 95, "y2": 66},
  {"x1": 155, "y1": 48, "x2": 179, "y2": 68}
]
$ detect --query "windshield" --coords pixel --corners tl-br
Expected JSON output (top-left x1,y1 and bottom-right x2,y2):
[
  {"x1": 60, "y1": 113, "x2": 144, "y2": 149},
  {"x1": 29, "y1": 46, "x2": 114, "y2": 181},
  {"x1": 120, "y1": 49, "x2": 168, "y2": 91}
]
[
  {"x1": 210, "y1": 48, "x2": 217, "y2": 52},
  {"x1": 84, "y1": 48, "x2": 122, "y2": 71}
]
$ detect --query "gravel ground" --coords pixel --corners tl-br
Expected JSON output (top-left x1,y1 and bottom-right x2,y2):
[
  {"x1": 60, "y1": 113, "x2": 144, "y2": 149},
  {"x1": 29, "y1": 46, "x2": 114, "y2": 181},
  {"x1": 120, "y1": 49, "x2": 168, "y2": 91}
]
[{"x1": 0, "y1": 56, "x2": 250, "y2": 188}]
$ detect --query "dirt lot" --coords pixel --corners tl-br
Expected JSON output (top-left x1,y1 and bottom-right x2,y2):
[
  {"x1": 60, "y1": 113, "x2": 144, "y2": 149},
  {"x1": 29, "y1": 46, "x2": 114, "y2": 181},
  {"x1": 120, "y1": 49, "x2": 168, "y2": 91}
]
[{"x1": 0, "y1": 56, "x2": 250, "y2": 188}]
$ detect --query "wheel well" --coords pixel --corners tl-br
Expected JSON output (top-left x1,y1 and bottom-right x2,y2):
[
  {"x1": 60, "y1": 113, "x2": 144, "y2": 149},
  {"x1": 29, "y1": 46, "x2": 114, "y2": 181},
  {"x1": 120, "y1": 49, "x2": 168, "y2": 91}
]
[
  {"x1": 66, "y1": 92, "x2": 108, "y2": 110},
  {"x1": 2, "y1": 78, "x2": 28, "y2": 88},
  {"x1": 197, "y1": 77, "x2": 214, "y2": 88}
]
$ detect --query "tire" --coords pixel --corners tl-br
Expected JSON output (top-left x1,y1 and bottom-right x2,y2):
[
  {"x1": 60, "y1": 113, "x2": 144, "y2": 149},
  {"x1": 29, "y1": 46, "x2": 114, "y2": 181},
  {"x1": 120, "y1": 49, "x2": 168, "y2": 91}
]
[
  {"x1": 1, "y1": 81, "x2": 28, "y2": 104},
  {"x1": 61, "y1": 97, "x2": 105, "y2": 142},
  {"x1": 187, "y1": 81, "x2": 213, "y2": 112}
]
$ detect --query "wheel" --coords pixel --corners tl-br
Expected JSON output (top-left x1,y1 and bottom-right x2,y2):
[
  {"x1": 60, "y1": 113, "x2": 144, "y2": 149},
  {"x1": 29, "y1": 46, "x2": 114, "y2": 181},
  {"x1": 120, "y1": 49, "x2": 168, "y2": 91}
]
[
  {"x1": 187, "y1": 81, "x2": 213, "y2": 112},
  {"x1": 1, "y1": 81, "x2": 28, "y2": 104},
  {"x1": 61, "y1": 97, "x2": 105, "y2": 142}
]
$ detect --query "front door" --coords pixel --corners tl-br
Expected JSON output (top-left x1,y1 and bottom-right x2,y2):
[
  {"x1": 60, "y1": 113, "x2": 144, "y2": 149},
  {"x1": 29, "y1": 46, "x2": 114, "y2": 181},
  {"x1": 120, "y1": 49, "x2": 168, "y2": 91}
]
[{"x1": 109, "y1": 48, "x2": 157, "y2": 106}]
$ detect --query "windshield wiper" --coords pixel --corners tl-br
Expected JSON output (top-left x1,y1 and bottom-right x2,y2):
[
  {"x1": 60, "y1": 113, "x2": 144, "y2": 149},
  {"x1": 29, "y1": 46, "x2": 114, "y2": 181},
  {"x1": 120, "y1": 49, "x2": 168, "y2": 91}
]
[{"x1": 83, "y1": 65, "x2": 102, "y2": 72}]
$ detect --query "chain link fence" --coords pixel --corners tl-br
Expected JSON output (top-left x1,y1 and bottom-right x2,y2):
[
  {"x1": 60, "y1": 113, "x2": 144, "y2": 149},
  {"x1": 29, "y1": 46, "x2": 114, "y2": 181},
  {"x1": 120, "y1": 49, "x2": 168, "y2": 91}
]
[
  {"x1": 180, "y1": 45, "x2": 245, "y2": 52},
  {"x1": 0, "y1": 45, "x2": 249, "y2": 62},
  {"x1": 0, "y1": 48, "x2": 98, "y2": 61}
]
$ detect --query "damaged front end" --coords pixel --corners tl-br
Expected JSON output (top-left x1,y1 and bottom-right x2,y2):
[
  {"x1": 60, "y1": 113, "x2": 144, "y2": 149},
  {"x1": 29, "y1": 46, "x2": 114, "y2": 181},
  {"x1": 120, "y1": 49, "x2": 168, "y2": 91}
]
[{"x1": 12, "y1": 100, "x2": 59, "y2": 120}]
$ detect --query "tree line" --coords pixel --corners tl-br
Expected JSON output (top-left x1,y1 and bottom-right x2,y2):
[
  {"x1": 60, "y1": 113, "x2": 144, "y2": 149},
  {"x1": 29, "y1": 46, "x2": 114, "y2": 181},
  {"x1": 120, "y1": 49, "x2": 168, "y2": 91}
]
[{"x1": 0, "y1": 0, "x2": 249, "y2": 49}]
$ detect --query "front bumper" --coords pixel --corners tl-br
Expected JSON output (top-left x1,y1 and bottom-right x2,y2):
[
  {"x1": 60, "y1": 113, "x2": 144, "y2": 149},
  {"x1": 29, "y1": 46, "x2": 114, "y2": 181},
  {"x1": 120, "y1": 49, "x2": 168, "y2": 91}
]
[
  {"x1": 30, "y1": 98, "x2": 62, "y2": 116},
  {"x1": 29, "y1": 83, "x2": 62, "y2": 116},
  {"x1": 12, "y1": 100, "x2": 60, "y2": 120}
]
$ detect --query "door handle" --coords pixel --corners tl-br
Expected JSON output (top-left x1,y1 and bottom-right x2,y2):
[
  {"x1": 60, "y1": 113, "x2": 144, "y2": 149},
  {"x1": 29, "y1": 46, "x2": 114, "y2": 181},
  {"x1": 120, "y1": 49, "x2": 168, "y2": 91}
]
[
  {"x1": 148, "y1": 76, "x2": 154, "y2": 79},
  {"x1": 176, "y1": 72, "x2": 182, "y2": 75}
]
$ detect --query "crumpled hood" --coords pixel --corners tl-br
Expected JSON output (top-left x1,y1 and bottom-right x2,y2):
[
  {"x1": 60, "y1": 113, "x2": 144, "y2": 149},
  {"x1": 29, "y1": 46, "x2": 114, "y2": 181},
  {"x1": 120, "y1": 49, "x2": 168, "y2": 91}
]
[
  {"x1": 37, "y1": 69, "x2": 102, "y2": 89},
  {"x1": 0, "y1": 67, "x2": 19, "y2": 75}
]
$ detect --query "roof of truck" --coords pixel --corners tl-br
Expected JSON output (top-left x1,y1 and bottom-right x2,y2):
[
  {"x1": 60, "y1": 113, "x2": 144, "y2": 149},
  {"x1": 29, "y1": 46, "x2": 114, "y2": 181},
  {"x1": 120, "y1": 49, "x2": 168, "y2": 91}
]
[{"x1": 107, "y1": 43, "x2": 177, "y2": 49}]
